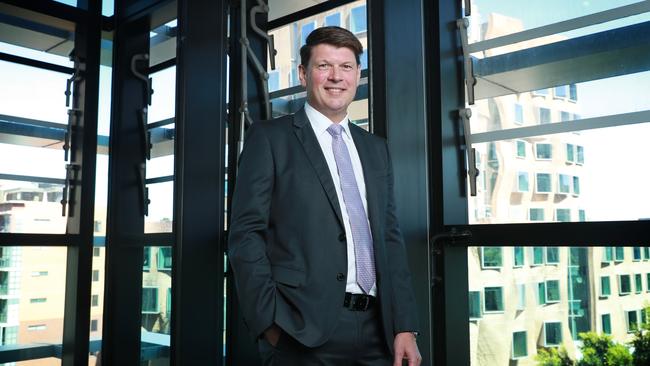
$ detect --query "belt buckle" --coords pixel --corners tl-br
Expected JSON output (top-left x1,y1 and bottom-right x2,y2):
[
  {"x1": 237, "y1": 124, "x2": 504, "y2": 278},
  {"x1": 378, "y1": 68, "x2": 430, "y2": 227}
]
[{"x1": 355, "y1": 295, "x2": 369, "y2": 311}]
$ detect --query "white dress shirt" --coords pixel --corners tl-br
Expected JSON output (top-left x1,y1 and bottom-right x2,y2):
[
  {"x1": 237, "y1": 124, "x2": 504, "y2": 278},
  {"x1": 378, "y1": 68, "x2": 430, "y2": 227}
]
[{"x1": 304, "y1": 103, "x2": 377, "y2": 296}]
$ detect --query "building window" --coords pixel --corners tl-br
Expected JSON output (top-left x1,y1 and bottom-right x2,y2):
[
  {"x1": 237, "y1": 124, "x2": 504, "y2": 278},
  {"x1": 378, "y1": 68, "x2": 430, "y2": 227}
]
[
  {"x1": 536, "y1": 173, "x2": 552, "y2": 193},
  {"x1": 514, "y1": 104, "x2": 524, "y2": 125},
  {"x1": 600, "y1": 276, "x2": 611, "y2": 297},
  {"x1": 555, "y1": 209, "x2": 571, "y2": 222},
  {"x1": 554, "y1": 85, "x2": 568, "y2": 98},
  {"x1": 602, "y1": 314, "x2": 611, "y2": 334},
  {"x1": 535, "y1": 143, "x2": 552, "y2": 160},
  {"x1": 349, "y1": 5, "x2": 367, "y2": 34},
  {"x1": 324, "y1": 12, "x2": 341, "y2": 27},
  {"x1": 558, "y1": 174, "x2": 571, "y2": 194},
  {"x1": 92, "y1": 294, "x2": 99, "y2": 307},
  {"x1": 627, "y1": 310, "x2": 640, "y2": 333},
  {"x1": 578, "y1": 209, "x2": 586, "y2": 222},
  {"x1": 517, "y1": 284, "x2": 526, "y2": 310},
  {"x1": 30, "y1": 271, "x2": 48, "y2": 277},
  {"x1": 529, "y1": 208, "x2": 545, "y2": 222},
  {"x1": 635, "y1": 274, "x2": 643, "y2": 293},
  {"x1": 469, "y1": 291, "x2": 481, "y2": 320},
  {"x1": 158, "y1": 247, "x2": 172, "y2": 270},
  {"x1": 29, "y1": 298, "x2": 47, "y2": 304},
  {"x1": 533, "y1": 247, "x2": 545, "y2": 265},
  {"x1": 572, "y1": 176, "x2": 580, "y2": 196},
  {"x1": 360, "y1": 50, "x2": 368, "y2": 69},
  {"x1": 576, "y1": 145, "x2": 585, "y2": 165},
  {"x1": 93, "y1": 247, "x2": 101, "y2": 257},
  {"x1": 601, "y1": 246, "x2": 612, "y2": 263},
  {"x1": 560, "y1": 111, "x2": 571, "y2": 122},
  {"x1": 516, "y1": 140, "x2": 526, "y2": 158},
  {"x1": 569, "y1": 84, "x2": 578, "y2": 102},
  {"x1": 481, "y1": 247, "x2": 502, "y2": 269},
  {"x1": 544, "y1": 322, "x2": 563, "y2": 346},
  {"x1": 615, "y1": 247, "x2": 625, "y2": 262},
  {"x1": 143, "y1": 247, "x2": 151, "y2": 270},
  {"x1": 484, "y1": 287, "x2": 504, "y2": 312},
  {"x1": 27, "y1": 325, "x2": 47, "y2": 331},
  {"x1": 647, "y1": 273, "x2": 650, "y2": 292},
  {"x1": 514, "y1": 247, "x2": 525, "y2": 267},
  {"x1": 539, "y1": 107, "x2": 551, "y2": 124},
  {"x1": 90, "y1": 319, "x2": 98, "y2": 332},
  {"x1": 92, "y1": 270, "x2": 99, "y2": 282},
  {"x1": 546, "y1": 280, "x2": 560, "y2": 303},
  {"x1": 268, "y1": 70, "x2": 280, "y2": 92},
  {"x1": 566, "y1": 144, "x2": 575, "y2": 163},
  {"x1": 142, "y1": 287, "x2": 159, "y2": 313},
  {"x1": 537, "y1": 282, "x2": 546, "y2": 305},
  {"x1": 633, "y1": 247, "x2": 642, "y2": 261},
  {"x1": 517, "y1": 172, "x2": 529, "y2": 192},
  {"x1": 532, "y1": 88, "x2": 548, "y2": 97},
  {"x1": 644, "y1": 247, "x2": 650, "y2": 260},
  {"x1": 619, "y1": 274, "x2": 631, "y2": 295},
  {"x1": 512, "y1": 331, "x2": 528, "y2": 359},
  {"x1": 546, "y1": 247, "x2": 560, "y2": 264},
  {"x1": 300, "y1": 21, "x2": 316, "y2": 45}
]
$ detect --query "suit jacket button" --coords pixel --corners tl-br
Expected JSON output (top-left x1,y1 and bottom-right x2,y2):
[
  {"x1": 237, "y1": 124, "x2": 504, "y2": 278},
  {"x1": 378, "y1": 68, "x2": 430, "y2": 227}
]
[
  {"x1": 338, "y1": 233, "x2": 346, "y2": 242},
  {"x1": 337, "y1": 273, "x2": 345, "y2": 281}
]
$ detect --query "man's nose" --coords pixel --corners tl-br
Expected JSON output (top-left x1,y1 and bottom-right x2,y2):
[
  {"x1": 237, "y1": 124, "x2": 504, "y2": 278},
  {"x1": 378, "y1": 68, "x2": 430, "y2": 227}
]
[{"x1": 328, "y1": 66, "x2": 342, "y2": 80}]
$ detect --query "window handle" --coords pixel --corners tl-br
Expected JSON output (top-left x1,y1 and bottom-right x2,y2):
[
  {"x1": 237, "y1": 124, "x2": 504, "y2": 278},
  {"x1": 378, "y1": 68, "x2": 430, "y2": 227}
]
[
  {"x1": 65, "y1": 54, "x2": 85, "y2": 107},
  {"x1": 456, "y1": 18, "x2": 476, "y2": 105},
  {"x1": 137, "y1": 163, "x2": 150, "y2": 216},
  {"x1": 139, "y1": 107, "x2": 152, "y2": 160},
  {"x1": 61, "y1": 163, "x2": 79, "y2": 217},
  {"x1": 460, "y1": 108, "x2": 479, "y2": 197},
  {"x1": 64, "y1": 108, "x2": 81, "y2": 162},
  {"x1": 130, "y1": 53, "x2": 154, "y2": 106}
]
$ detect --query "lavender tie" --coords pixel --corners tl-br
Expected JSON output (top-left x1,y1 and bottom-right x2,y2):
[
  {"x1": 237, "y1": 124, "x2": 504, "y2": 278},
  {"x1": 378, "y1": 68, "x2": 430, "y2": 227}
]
[{"x1": 327, "y1": 123, "x2": 375, "y2": 294}]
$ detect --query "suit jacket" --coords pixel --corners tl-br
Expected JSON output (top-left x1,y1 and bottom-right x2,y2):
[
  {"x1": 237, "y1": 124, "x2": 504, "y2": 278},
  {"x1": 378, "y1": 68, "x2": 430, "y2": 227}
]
[{"x1": 228, "y1": 107, "x2": 419, "y2": 352}]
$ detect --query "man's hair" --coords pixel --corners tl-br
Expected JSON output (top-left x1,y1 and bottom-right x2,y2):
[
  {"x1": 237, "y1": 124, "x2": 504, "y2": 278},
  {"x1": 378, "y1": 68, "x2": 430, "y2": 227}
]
[{"x1": 299, "y1": 26, "x2": 363, "y2": 67}]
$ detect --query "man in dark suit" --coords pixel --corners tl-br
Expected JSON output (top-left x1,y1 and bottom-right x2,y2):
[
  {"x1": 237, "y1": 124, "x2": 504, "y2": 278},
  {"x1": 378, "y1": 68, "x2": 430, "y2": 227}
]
[{"x1": 228, "y1": 26, "x2": 421, "y2": 366}]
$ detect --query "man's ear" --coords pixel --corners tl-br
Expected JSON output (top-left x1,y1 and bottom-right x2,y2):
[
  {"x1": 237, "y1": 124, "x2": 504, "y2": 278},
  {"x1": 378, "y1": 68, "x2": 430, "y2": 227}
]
[{"x1": 298, "y1": 64, "x2": 307, "y2": 87}]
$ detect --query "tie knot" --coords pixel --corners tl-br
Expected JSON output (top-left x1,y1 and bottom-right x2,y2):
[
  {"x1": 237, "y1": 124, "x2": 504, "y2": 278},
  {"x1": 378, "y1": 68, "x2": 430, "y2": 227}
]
[{"x1": 326, "y1": 123, "x2": 344, "y2": 138}]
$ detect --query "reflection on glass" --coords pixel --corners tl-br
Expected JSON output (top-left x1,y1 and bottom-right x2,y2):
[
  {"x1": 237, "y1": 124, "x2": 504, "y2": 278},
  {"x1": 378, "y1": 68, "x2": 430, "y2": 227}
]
[
  {"x1": 148, "y1": 67, "x2": 176, "y2": 123},
  {"x1": 0, "y1": 247, "x2": 67, "y2": 351},
  {"x1": 468, "y1": 246, "x2": 650, "y2": 365},
  {"x1": 142, "y1": 246, "x2": 171, "y2": 365},
  {"x1": 0, "y1": 180, "x2": 66, "y2": 234}
]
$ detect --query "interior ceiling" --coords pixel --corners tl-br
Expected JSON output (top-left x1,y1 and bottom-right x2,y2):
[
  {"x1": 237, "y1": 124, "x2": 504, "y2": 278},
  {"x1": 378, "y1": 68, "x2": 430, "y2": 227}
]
[
  {"x1": 0, "y1": 0, "x2": 328, "y2": 64},
  {"x1": 268, "y1": 0, "x2": 326, "y2": 21}
]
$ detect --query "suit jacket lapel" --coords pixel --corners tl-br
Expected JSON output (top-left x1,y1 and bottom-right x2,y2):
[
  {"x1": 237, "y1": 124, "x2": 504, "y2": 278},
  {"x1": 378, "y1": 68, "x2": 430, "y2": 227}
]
[{"x1": 293, "y1": 108, "x2": 345, "y2": 229}]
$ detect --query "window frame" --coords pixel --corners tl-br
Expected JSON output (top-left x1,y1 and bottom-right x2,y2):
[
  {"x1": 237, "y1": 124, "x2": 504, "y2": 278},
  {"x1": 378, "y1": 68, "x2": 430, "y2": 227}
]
[{"x1": 483, "y1": 286, "x2": 504, "y2": 313}]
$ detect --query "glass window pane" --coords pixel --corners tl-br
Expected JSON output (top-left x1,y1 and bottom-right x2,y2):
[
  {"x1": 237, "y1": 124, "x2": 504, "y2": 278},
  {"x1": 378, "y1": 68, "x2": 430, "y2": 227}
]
[
  {"x1": 546, "y1": 247, "x2": 560, "y2": 264},
  {"x1": 544, "y1": 322, "x2": 563, "y2": 346},
  {"x1": 546, "y1": 280, "x2": 560, "y2": 302},
  {"x1": 325, "y1": 13, "x2": 341, "y2": 27},
  {"x1": 513, "y1": 247, "x2": 524, "y2": 267},
  {"x1": 635, "y1": 273, "x2": 643, "y2": 293},
  {"x1": 529, "y1": 208, "x2": 544, "y2": 222},
  {"x1": 534, "y1": 143, "x2": 552, "y2": 160},
  {"x1": 602, "y1": 313, "x2": 611, "y2": 334},
  {"x1": 145, "y1": 181, "x2": 174, "y2": 233},
  {"x1": 481, "y1": 247, "x2": 502, "y2": 268},
  {"x1": 600, "y1": 276, "x2": 611, "y2": 297},
  {"x1": 627, "y1": 310, "x2": 638, "y2": 333},
  {"x1": 533, "y1": 247, "x2": 545, "y2": 265},
  {"x1": 142, "y1": 246, "x2": 172, "y2": 356},
  {"x1": 484, "y1": 286, "x2": 504, "y2": 312},
  {"x1": 516, "y1": 140, "x2": 526, "y2": 157},
  {"x1": 615, "y1": 247, "x2": 625, "y2": 261},
  {"x1": 633, "y1": 247, "x2": 642, "y2": 261},
  {"x1": 619, "y1": 274, "x2": 631, "y2": 295},
  {"x1": 469, "y1": 291, "x2": 482, "y2": 319},
  {"x1": 512, "y1": 331, "x2": 527, "y2": 359},
  {"x1": 517, "y1": 172, "x2": 529, "y2": 192},
  {"x1": 350, "y1": 5, "x2": 367, "y2": 34}
]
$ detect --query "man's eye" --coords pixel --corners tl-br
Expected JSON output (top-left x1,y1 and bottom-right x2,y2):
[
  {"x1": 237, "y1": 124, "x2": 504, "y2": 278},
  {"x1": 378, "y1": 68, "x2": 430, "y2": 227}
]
[
  {"x1": 342, "y1": 64, "x2": 354, "y2": 71},
  {"x1": 317, "y1": 64, "x2": 331, "y2": 71}
]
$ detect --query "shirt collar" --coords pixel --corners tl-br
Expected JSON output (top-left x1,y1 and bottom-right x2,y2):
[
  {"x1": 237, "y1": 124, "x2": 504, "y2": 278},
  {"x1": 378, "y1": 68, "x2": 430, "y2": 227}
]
[{"x1": 304, "y1": 102, "x2": 351, "y2": 138}]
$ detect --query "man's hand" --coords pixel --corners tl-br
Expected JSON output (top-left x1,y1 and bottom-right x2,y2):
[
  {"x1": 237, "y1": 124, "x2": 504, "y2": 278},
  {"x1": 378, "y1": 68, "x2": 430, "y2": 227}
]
[
  {"x1": 264, "y1": 324, "x2": 282, "y2": 347},
  {"x1": 393, "y1": 332, "x2": 421, "y2": 366}
]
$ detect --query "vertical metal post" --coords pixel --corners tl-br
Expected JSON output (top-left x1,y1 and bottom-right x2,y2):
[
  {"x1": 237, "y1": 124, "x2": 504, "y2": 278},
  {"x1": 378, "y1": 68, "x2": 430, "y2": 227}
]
[
  {"x1": 101, "y1": 6, "x2": 149, "y2": 364},
  {"x1": 171, "y1": 0, "x2": 228, "y2": 364},
  {"x1": 61, "y1": 0, "x2": 102, "y2": 365}
]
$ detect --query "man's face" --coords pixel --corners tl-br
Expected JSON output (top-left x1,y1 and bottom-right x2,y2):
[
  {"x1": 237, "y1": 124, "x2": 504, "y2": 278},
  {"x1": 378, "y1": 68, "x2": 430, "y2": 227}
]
[{"x1": 298, "y1": 43, "x2": 361, "y2": 123}]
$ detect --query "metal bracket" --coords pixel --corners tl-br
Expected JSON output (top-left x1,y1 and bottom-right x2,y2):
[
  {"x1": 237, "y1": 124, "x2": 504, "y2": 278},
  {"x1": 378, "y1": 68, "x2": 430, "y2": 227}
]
[
  {"x1": 63, "y1": 108, "x2": 81, "y2": 161},
  {"x1": 139, "y1": 107, "x2": 152, "y2": 160},
  {"x1": 138, "y1": 163, "x2": 151, "y2": 216},
  {"x1": 65, "y1": 54, "x2": 85, "y2": 107},
  {"x1": 131, "y1": 53, "x2": 154, "y2": 105},
  {"x1": 460, "y1": 108, "x2": 479, "y2": 196},
  {"x1": 456, "y1": 18, "x2": 476, "y2": 105},
  {"x1": 61, "y1": 163, "x2": 80, "y2": 217},
  {"x1": 429, "y1": 228, "x2": 473, "y2": 287},
  {"x1": 463, "y1": 0, "x2": 471, "y2": 17}
]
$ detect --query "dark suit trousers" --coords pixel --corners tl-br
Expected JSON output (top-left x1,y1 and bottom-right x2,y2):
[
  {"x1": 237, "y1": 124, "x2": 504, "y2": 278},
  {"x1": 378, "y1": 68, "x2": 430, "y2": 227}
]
[{"x1": 258, "y1": 306, "x2": 392, "y2": 366}]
